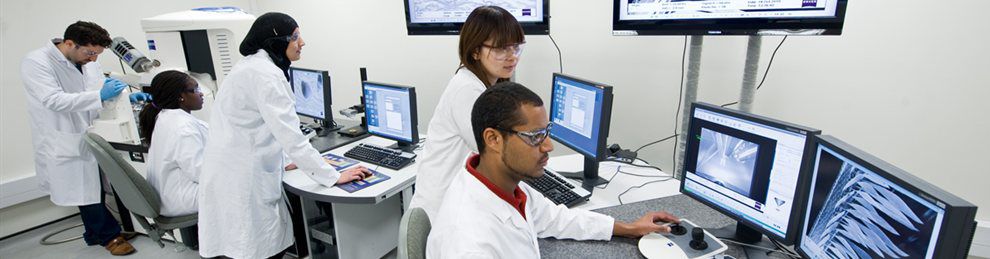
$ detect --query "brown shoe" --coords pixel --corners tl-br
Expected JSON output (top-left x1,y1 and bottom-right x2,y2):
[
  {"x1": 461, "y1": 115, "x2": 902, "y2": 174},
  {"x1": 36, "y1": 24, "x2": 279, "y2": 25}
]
[
  {"x1": 120, "y1": 231, "x2": 139, "y2": 241},
  {"x1": 104, "y1": 236, "x2": 136, "y2": 256}
]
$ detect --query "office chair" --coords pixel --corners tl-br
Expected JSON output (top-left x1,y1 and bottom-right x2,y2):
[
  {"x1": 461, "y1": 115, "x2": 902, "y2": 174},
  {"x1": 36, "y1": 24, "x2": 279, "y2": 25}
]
[
  {"x1": 84, "y1": 132, "x2": 197, "y2": 248},
  {"x1": 397, "y1": 207, "x2": 431, "y2": 259}
]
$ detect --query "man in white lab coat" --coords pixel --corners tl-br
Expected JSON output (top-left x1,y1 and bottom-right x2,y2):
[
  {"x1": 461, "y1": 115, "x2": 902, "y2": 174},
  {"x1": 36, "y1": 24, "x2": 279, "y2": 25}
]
[
  {"x1": 426, "y1": 82, "x2": 681, "y2": 258},
  {"x1": 21, "y1": 21, "x2": 147, "y2": 256}
]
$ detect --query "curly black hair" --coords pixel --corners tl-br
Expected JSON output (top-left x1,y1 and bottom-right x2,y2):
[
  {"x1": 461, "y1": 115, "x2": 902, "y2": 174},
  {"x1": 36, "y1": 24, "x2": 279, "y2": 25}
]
[{"x1": 63, "y1": 21, "x2": 111, "y2": 47}]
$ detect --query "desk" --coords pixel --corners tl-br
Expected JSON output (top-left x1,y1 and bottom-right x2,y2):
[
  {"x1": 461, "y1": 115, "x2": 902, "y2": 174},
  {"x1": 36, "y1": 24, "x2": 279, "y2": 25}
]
[
  {"x1": 541, "y1": 154, "x2": 789, "y2": 259},
  {"x1": 282, "y1": 136, "x2": 419, "y2": 259}
]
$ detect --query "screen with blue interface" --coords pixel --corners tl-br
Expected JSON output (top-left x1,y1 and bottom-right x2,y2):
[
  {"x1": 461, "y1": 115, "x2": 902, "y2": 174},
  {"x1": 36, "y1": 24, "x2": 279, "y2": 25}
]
[
  {"x1": 799, "y1": 143, "x2": 946, "y2": 259},
  {"x1": 618, "y1": 0, "x2": 841, "y2": 21},
  {"x1": 364, "y1": 83, "x2": 414, "y2": 142},
  {"x1": 291, "y1": 68, "x2": 326, "y2": 119},
  {"x1": 549, "y1": 75, "x2": 604, "y2": 157},
  {"x1": 682, "y1": 106, "x2": 810, "y2": 239},
  {"x1": 407, "y1": 0, "x2": 545, "y2": 23}
]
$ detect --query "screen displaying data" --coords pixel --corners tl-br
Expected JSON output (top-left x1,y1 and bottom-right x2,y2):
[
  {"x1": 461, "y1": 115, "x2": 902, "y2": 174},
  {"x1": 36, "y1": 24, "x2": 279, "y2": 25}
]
[
  {"x1": 407, "y1": 0, "x2": 545, "y2": 23},
  {"x1": 682, "y1": 106, "x2": 812, "y2": 239},
  {"x1": 291, "y1": 68, "x2": 327, "y2": 119},
  {"x1": 617, "y1": 0, "x2": 841, "y2": 21},
  {"x1": 549, "y1": 75, "x2": 606, "y2": 157},
  {"x1": 800, "y1": 143, "x2": 946, "y2": 259},
  {"x1": 364, "y1": 83, "x2": 414, "y2": 142}
]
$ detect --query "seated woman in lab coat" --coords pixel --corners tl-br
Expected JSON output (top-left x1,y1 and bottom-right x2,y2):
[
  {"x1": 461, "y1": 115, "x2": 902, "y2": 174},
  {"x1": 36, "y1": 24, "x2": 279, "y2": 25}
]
[
  {"x1": 426, "y1": 82, "x2": 681, "y2": 258},
  {"x1": 140, "y1": 70, "x2": 206, "y2": 217},
  {"x1": 410, "y1": 5, "x2": 528, "y2": 221},
  {"x1": 139, "y1": 70, "x2": 206, "y2": 248}
]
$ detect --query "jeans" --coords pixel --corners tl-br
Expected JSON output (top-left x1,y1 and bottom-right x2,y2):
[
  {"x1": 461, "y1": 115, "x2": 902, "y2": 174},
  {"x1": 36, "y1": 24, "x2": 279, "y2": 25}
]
[{"x1": 77, "y1": 201, "x2": 121, "y2": 246}]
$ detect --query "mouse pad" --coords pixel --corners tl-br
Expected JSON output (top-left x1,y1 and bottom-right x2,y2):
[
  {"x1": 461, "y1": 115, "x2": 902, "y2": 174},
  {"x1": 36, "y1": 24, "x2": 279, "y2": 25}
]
[{"x1": 337, "y1": 169, "x2": 390, "y2": 193}]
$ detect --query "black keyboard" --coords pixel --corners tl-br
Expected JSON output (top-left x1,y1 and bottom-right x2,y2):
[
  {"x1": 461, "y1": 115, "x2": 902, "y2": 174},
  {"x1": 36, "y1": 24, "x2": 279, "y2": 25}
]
[
  {"x1": 344, "y1": 143, "x2": 416, "y2": 170},
  {"x1": 525, "y1": 169, "x2": 591, "y2": 207}
]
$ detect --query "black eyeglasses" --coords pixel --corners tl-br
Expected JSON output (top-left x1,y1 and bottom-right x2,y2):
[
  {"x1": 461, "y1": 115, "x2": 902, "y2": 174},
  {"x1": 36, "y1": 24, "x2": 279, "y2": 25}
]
[{"x1": 496, "y1": 123, "x2": 552, "y2": 147}]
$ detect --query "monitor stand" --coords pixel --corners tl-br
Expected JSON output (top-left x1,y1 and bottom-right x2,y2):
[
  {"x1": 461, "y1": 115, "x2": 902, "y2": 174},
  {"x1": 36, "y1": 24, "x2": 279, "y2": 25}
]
[
  {"x1": 558, "y1": 155, "x2": 609, "y2": 191},
  {"x1": 707, "y1": 222, "x2": 778, "y2": 259},
  {"x1": 386, "y1": 142, "x2": 418, "y2": 153},
  {"x1": 314, "y1": 119, "x2": 343, "y2": 136}
]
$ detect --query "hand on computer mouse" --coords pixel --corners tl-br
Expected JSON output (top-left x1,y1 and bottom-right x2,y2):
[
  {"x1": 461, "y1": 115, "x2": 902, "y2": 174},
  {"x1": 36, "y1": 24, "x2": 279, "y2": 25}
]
[
  {"x1": 613, "y1": 211, "x2": 680, "y2": 238},
  {"x1": 336, "y1": 166, "x2": 372, "y2": 184}
]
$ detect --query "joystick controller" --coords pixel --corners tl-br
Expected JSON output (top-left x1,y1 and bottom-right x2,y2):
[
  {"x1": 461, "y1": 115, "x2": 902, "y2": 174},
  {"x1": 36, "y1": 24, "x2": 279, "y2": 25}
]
[
  {"x1": 669, "y1": 223, "x2": 687, "y2": 236},
  {"x1": 638, "y1": 219, "x2": 726, "y2": 259},
  {"x1": 689, "y1": 228, "x2": 709, "y2": 250}
]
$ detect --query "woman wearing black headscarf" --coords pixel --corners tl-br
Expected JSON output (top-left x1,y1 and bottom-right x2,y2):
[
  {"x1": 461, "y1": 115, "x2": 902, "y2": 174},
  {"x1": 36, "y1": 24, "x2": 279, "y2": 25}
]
[{"x1": 197, "y1": 12, "x2": 371, "y2": 259}]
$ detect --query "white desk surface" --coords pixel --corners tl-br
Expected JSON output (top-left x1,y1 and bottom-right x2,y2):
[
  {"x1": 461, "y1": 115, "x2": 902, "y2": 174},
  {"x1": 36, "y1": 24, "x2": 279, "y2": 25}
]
[
  {"x1": 545, "y1": 154, "x2": 682, "y2": 211},
  {"x1": 282, "y1": 136, "x2": 420, "y2": 204},
  {"x1": 283, "y1": 135, "x2": 682, "y2": 207}
]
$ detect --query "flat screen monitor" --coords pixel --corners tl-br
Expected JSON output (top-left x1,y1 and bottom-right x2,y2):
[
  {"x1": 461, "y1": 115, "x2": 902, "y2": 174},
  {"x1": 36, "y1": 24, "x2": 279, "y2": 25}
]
[
  {"x1": 289, "y1": 67, "x2": 331, "y2": 121},
  {"x1": 680, "y1": 102, "x2": 820, "y2": 246},
  {"x1": 362, "y1": 81, "x2": 419, "y2": 151},
  {"x1": 798, "y1": 135, "x2": 978, "y2": 259},
  {"x1": 549, "y1": 73, "x2": 613, "y2": 189},
  {"x1": 404, "y1": 0, "x2": 550, "y2": 35},
  {"x1": 613, "y1": 0, "x2": 848, "y2": 35}
]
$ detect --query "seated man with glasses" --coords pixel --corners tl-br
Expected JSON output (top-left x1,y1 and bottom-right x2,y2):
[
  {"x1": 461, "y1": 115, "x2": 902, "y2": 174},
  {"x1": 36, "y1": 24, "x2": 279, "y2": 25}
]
[{"x1": 426, "y1": 82, "x2": 681, "y2": 258}]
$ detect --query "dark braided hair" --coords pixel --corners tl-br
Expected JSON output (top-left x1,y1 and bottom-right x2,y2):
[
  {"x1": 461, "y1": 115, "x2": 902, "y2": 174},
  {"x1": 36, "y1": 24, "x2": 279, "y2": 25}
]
[{"x1": 139, "y1": 70, "x2": 195, "y2": 144}]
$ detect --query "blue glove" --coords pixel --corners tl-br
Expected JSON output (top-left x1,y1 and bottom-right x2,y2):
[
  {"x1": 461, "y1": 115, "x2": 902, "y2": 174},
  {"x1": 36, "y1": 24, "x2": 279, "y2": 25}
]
[
  {"x1": 130, "y1": 92, "x2": 152, "y2": 103},
  {"x1": 100, "y1": 78, "x2": 127, "y2": 101}
]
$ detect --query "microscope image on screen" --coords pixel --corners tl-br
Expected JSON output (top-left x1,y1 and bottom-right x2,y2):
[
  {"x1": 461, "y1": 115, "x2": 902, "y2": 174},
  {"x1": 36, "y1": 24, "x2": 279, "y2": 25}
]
[
  {"x1": 804, "y1": 150, "x2": 941, "y2": 259},
  {"x1": 292, "y1": 71, "x2": 325, "y2": 118},
  {"x1": 695, "y1": 128, "x2": 760, "y2": 197}
]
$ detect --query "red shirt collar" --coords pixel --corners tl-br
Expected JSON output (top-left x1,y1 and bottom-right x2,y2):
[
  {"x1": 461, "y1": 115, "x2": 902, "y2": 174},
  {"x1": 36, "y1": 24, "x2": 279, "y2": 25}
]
[{"x1": 465, "y1": 154, "x2": 527, "y2": 220}]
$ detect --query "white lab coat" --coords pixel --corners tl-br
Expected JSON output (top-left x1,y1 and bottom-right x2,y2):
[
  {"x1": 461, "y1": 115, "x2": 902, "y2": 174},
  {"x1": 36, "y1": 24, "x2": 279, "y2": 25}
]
[
  {"x1": 408, "y1": 68, "x2": 486, "y2": 220},
  {"x1": 426, "y1": 158, "x2": 615, "y2": 259},
  {"x1": 21, "y1": 39, "x2": 106, "y2": 206},
  {"x1": 197, "y1": 50, "x2": 341, "y2": 259},
  {"x1": 145, "y1": 109, "x2": 208, "y2": 217}
]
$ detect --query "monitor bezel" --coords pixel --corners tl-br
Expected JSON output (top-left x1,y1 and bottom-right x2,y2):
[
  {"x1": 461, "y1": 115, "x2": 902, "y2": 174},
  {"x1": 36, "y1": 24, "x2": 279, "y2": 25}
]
[
  {"x1": 548, "y1": 73, "x2": 614, "y2": 160},
  {"x1": 288, "y1": 66, "x2": 332, "y2": 121},
  {"x1": 680, "y1": 102, "x2": 821, "y2": 245},
  {"x1": 361, "y1": 81, "x2": 420, "y2": 145},
  {"x1": 403, "y1": 0, "x2": 551, "y2": 35},
  {"x1": 611, "y1": 0, "x2": 848, "y2": 36},
  {"x1": 796, "y1": 135, "x2": 979, "y2": 259}
]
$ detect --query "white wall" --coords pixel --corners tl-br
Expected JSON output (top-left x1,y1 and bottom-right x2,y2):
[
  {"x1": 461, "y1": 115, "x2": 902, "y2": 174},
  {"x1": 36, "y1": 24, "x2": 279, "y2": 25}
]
[
  {"x1": 0, "y1": 0, "x2": 252, "y2": 237},
  {"x1": 257, "y1": 0, "x2": 990, "y2": 220},
  {"x1": 2, "y1": 0, "x2": 988, "y2": 239}
]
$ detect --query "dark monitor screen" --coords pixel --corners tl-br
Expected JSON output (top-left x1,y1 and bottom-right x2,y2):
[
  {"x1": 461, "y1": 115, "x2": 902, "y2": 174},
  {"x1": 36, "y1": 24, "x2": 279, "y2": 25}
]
[
  {"x1": 798, "y1": 135, "x2": 978, "y2": 259},
  {"x1": 613, "y1": 0, "x2": 848, "y2": 35},
  {"x1": 681, "y1": 102, "x2": 819, "y2": 244},
  {"x1": 289, "y1": 67, "x2": 331, "y2": 120},
  {"x1": 362, "y1": 81, "x2": 418, "y2": 144},
  {"x1": 404, "y1": 0, "x2": 550, "y2": 35},
  {"x1": 549, "y1": 73, "x2": 613, "y2": 159}
]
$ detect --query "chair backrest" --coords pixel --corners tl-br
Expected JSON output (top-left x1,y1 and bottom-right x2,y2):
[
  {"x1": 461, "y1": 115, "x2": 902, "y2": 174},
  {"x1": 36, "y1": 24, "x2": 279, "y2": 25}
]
[
  {"x1": 398, "y1": 207, "x2": 431, "y2": 259},
  {"x1": 85, "y1": 132, "x2": 162, "y2": 219}
]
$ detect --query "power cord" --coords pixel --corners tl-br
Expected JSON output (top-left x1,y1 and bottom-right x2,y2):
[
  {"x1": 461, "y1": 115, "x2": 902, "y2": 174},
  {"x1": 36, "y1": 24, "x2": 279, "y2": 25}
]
[
  {"x1": 716, "y1": 237, "x2": 801, "y2": 258},
  {"x1": 548, "y1": 33, "x2": 563, "y2": 73},
  {"x1": 617, "y1": 177, "x2": 673, "y2": 205},
  {"x1": 720, "y1": 36, "x2": 788, "y2": 107}
]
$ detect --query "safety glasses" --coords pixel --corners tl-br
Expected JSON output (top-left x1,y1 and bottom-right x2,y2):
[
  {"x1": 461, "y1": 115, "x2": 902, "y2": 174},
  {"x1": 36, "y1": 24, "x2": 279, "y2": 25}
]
[
  {"x1": 498, "y1": 123, "x2": 551, "y2": 147},
  {"x1": 482, "y1": 42, "x2": 526, "y2": 61}
]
